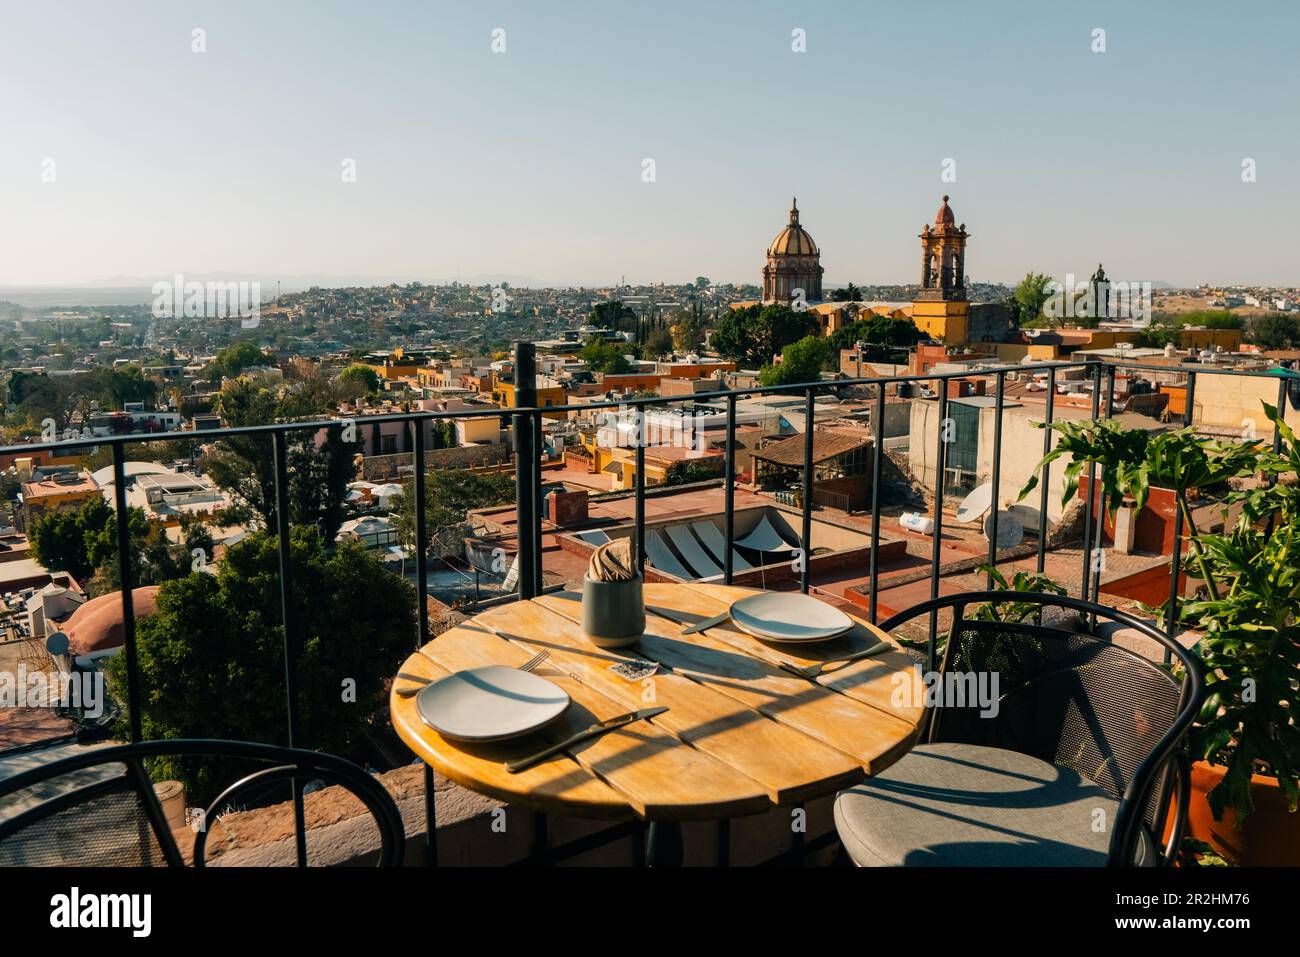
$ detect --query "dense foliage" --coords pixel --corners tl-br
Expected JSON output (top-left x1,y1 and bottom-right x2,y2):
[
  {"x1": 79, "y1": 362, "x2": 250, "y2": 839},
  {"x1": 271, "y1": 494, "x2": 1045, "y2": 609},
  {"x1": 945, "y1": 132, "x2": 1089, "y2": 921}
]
[
  {"x1": 104, "y1": 530, "x2": 416, "y2": 802},
  {"x1": 708, "y1": 304, "x2": 819, "y2": 369}
]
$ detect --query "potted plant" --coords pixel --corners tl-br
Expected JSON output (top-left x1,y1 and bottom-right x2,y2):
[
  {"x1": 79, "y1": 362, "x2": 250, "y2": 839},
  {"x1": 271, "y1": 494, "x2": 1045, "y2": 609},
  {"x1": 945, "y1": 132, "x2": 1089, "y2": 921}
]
[{"x1": 1019, "y1": 403, "x2": 1300, "y2": 865}]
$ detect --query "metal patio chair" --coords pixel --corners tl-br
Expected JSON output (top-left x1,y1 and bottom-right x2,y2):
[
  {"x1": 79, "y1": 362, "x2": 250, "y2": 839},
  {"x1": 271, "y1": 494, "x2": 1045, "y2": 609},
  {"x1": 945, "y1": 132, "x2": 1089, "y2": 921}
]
[
  {"x1": 0, "y1": 739, "x2": 406, "y2": 867},
  {"x1": 833, "y1": 592, "x2": 1202, "y2": 867}
]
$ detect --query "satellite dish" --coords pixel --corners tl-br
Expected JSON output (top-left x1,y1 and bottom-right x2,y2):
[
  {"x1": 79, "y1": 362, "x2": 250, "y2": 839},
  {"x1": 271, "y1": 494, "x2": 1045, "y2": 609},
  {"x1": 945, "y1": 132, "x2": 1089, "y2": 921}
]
[
  {"x1": 46, "y1": 631, "x2": 70, "y2": 656},
  {"x1": 983, "y1": 510, "x2": 1024, "y2": 549},
  {"x1": 1005, "y1": 503, "x2": 1042, "y2": 532},
  {"x1": 955, "y1": 483, "x2": 994, "y2": 525}
]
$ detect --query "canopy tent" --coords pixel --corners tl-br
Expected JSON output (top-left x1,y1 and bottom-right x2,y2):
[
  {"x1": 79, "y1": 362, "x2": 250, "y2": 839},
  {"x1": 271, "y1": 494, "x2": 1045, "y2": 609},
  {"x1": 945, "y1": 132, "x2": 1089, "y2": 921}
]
[
  {"x1": 692, "y1": 522, "x2": 753, "y2": 571},
  {"x1": 666, "y1": 524, "x2": 723, "y2": 579},
  {"x1": 735, "y1": 516, "x2": 797, "y2": 553},
  {"x1": 369, "y1": 482, "x2": 405, "y2": 506},
  {"x1": 644, "y1": 530, "x2": 695, "y2": 581}
]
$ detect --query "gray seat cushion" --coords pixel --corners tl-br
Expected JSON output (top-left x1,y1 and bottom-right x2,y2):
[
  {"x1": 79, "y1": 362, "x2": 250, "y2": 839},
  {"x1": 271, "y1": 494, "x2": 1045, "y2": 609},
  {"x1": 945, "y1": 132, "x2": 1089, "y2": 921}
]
[{"x1": 834, "y1": 742, "x2": 1155, "y2": 866}]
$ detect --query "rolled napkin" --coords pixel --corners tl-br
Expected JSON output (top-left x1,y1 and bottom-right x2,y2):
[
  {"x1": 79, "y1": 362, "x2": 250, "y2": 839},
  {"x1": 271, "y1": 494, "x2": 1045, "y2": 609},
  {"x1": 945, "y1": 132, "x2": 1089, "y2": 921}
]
[{"x1": 588, "y1": 539, "x2": 636, "y2": 583}]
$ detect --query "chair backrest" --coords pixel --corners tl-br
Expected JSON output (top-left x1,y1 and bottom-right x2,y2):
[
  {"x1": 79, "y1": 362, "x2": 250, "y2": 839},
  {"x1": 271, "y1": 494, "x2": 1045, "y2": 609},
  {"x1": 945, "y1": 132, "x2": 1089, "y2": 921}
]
[
  {"x1": 932, "y1": 619, "x2": 1183, "y2": 799},
  {"x1": 878, "y1": 592, "x2": 1203, "y2": 866},
  {"x1": 0, "y1": 739, "x2": 405, "y2": 867}
]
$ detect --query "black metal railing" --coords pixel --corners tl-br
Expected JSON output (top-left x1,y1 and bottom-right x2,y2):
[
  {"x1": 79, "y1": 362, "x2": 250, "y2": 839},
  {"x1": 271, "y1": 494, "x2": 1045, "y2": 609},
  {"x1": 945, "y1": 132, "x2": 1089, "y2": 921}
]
[{"x1": 2, "y1": 350, "x2": 1290, "y2": 861}]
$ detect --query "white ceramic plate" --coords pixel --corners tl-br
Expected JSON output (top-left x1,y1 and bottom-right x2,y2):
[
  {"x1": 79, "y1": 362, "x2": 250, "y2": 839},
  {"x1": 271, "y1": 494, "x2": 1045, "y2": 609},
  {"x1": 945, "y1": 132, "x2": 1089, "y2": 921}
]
[
  {"x1": 415, "y1": 665, "x2": 570, "y2": 742},
  {"x1": 728, "y1": 592, "x2": 854, "y2": 643}
]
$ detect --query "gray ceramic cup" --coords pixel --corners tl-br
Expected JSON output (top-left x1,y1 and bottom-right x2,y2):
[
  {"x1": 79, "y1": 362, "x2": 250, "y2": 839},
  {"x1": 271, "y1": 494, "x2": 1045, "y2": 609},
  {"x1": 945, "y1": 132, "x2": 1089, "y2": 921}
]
[{"x1": 581, "y1": 573, "x2": 645, "y2": 648}]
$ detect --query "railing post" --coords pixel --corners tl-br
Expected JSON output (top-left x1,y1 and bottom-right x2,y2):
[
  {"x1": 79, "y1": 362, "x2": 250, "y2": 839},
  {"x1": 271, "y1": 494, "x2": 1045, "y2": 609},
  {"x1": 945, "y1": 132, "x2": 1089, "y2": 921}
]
[
  {"x1": 533, "y1": 410, "x2": 544, "y2": 595},
  {"x1": 411, "y1": 418, "x2": 429, "y2": 646},
  {"x1": 271, "y1": 428, "x2": 308, "y2": 868},
  {"x1": 723, "y1": 393, "x2": 736, "y2": 585},
  {"x1": 868, "y1": 381, "x2": 886, "y2": 624},
  {"x1": 1091, "y1": 365, "x2": 1117, "y2": 607},
  {"x1": 1164, "y1": 370, "x2": 1198, "y2": 660},
  {"x1": 985, "y1": 370, "x2": 1006, "y2": 588},
  {"x1": 1036, "y1": 366, "x2": 1057, "y2": 574},
  {"x1": 635, "y1": 405, "x2": 646, "y2": 577},
  {"x1": 111, "y1": 442, "x2": 141, "y2": 744},
  {"x1": 512, "y1": 342, "x2": 537, "y2": 600},
  {"x1": 1080, "y1": 360, "x2": 1102, "y2": 602},
  {"x1": 800, "y1": 387, "x2": 815, "y2": 594},
  {"x1": 1266, "y1": 377, "x2": 1288, "y2": 538},
  {"x1": 929, "y1": 380, "x2": 949, "y2": 645}
]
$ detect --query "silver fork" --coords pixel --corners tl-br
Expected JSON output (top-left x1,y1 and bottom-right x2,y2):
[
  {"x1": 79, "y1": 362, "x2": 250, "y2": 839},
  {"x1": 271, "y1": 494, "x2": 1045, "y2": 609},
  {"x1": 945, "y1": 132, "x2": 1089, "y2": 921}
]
[
  {"x1": 396, "y1": 650, "x2": 552, "y2": 697},
  {"x1": 777, "y1": 642, "x2": 892, "y2": 681}
]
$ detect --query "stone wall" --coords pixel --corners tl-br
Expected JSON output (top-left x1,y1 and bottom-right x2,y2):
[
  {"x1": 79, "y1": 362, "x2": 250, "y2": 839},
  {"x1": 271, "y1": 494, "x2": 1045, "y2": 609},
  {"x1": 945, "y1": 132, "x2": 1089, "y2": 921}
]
[{"x1": 359, "y1": 442, "x2": 511, "y2": 480}]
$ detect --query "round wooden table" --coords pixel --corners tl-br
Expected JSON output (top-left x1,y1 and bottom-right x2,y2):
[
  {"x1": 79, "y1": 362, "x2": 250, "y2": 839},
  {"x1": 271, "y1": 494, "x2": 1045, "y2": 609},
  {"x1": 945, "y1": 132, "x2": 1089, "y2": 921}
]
[{"x1": 391, "y1": 583, "x2": 924, "y2": 865}]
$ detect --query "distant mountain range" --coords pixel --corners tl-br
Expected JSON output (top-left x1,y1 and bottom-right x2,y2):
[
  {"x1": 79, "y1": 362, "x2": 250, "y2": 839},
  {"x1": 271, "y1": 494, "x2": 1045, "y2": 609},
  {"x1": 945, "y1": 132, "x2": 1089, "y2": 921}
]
[{"x1": 0, "y1": 275, "x2": 1183, "y2": 309}]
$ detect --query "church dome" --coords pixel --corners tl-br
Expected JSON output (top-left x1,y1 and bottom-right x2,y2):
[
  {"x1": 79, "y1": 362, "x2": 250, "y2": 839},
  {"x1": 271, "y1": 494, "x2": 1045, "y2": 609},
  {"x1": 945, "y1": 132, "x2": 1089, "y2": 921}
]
[
  {"x1": 64, "y1": 586, "x2": 160, "y2": 657},
  {"x1": 935, "y1": 195, "x2": 956, "y2": 227},
  {"x1": 768, "y1": 199, "x2": 819, "y2": 257}
]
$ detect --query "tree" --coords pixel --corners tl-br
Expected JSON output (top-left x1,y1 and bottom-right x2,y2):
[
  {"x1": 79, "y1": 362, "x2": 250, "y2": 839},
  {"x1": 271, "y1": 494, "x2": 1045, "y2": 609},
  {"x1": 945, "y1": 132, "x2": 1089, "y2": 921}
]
[
  {"x1": 29, "y1": 510, "x2": 93, "y2": 582},
  {"x1": 829, "y1": 283, "x2": 862, "y2": 302},
  {"x1": 709, "y1": 304, "x2": 819, "y2": 368},
  {"x1": 10, "y1": 372, "x2": 78, "y2": 430},
  {"x1": 103, "y1": 530, "x2": 416, "y2": 802},
  {"x1": 644, "y1": 326, "x2": 674, "y2": 359},
  {"x1": 337, "y1": 363, "x2": 380, "y2": 400},
  {"x1": 1135, "y1": 316, "x2": 1182, "y2": 350},
  {"x1": 203, "y1": 379, "x2": 356, "y2": 539},
  {"x1": 28, "y1": 497, "x2": 169, "y2": 591},
  {"x1": 391, "y1": 469, "x2": 516, "y2": 557},
  {"x1": 664, "y1": 459, "x2": 725, "y2": 486},
  {"x1": 758, "y1": 335, "x2": 830, "y2": 387},
  {"x1": 670, "y1": 311, "x2": 704, "y2": 353},
  {"x1": 578, "y1": 337, "x2": 632, "y2": 375},
  {"x1": 694, "y1": 277, "x2": 711, "y2": 290},
  {"x1": 827, "y1": 314, "x2": 926, "y2": 353},
  {"x1": 94, "y1": 366, "x2": 156, "y2": 410},
  {"x1": 589, "y1": 300, "x2": 636, "y2": 332},
  {"x1": 1012, "y1": 272, "x2": 1054, "y2": 326},
  {"x1": 1248, "y1": 313, "x2": 1299, "y2": 351},
  {"x1": 206, "y1": 341, "x2": 271, "y2": 383}
]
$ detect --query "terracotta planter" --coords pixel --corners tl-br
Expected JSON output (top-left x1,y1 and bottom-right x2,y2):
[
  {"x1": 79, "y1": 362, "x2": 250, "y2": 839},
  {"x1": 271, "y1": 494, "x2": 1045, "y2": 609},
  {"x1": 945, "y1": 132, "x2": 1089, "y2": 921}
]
[{"x1": 1185, "y1": 760, "x2": 1300, "y2": 865}]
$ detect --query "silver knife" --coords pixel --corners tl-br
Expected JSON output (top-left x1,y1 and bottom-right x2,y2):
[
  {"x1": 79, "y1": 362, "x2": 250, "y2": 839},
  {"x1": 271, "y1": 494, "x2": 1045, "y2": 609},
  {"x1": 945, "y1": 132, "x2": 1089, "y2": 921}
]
[
  {"x1": 504, "y1": 707, "x2": 669, "y2": 774},
  {"x1": 680, "y1": 610, "x2": 730, "y2": 635}
]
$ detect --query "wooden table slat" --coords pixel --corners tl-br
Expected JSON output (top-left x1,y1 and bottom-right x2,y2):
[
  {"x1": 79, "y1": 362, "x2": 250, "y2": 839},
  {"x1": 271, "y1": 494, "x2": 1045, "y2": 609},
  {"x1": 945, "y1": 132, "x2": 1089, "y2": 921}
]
[
  {"x1": 419, "y1": 617, "x2": 770, "y2": 821},
  {"x1": 540, "y1": 588, "x2": 918, "y2": 775},
  {"x1": 674, "y1": 583, "x2": 928, "y2": 728},
  {"x1": 389, "y1": 651, "x2": 631, "y2": 818},
  {"x1": 390, "y1": 584, "x2": 923, "y2": 824},
  {"x1": 522, "y1": 595, "x2": 865, "y2": 804}
]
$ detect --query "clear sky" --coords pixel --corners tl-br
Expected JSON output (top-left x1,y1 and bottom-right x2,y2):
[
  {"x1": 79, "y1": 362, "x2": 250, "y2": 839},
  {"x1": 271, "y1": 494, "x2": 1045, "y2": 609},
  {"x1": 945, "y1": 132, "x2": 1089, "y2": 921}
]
[{"x1": 2, "y1": 0, "x2": 1296, "y2": 288}]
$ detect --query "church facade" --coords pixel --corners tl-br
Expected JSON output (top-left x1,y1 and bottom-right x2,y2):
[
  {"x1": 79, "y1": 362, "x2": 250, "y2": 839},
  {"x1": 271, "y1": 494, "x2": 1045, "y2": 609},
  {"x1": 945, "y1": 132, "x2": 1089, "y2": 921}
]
[
  {"x1": 761, "y1": 198, "x2": 823, "y2": 305},
  {"x1": 754, "y1": 194, "x2": 978, "y2": 346}
]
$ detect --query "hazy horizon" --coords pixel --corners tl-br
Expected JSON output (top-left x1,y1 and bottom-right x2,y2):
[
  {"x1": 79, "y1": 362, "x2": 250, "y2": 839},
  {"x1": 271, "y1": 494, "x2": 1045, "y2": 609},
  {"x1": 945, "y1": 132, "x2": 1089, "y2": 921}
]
[{"x1": 4, "y1": 0, "x2": 1297, "y2": 289}]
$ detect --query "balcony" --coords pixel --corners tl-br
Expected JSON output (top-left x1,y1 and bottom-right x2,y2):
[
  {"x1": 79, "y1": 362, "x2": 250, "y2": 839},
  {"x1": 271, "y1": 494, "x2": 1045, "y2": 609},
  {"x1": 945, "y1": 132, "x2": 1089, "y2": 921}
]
[{"x1": 1, "y1": 354, "x2": 1296, "y2": 870}]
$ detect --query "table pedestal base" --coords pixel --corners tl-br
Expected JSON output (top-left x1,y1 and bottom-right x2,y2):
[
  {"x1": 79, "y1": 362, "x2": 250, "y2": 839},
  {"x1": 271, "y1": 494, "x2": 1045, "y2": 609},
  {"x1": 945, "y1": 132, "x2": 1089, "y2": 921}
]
[{"x1": 645, "y1": 821, "x2": 684, "y2": 867}]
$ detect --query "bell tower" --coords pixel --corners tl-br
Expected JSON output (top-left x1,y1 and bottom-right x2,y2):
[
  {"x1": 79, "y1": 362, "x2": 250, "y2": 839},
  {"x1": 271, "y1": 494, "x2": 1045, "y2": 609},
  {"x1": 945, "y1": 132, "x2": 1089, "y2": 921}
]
[{"x1": 912, "y1": 195, "x2": 971, "y2": 345}]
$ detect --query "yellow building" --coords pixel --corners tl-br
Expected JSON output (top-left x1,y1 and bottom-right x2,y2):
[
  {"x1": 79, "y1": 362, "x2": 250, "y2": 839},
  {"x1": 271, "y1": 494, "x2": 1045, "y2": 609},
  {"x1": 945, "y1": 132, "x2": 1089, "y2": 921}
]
[
  {"x1": 18, "y1": 470, "x2": 100, "y2": 531},
  {"x1": 494, "y1": 378, "x2": 566, "y2": 420},
  {"x1": 365, "y1": 347, "x2": 425, "y2": 381},
  {"x1": 911, "y1": 195, "x2": 971, "y2": 345}
]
